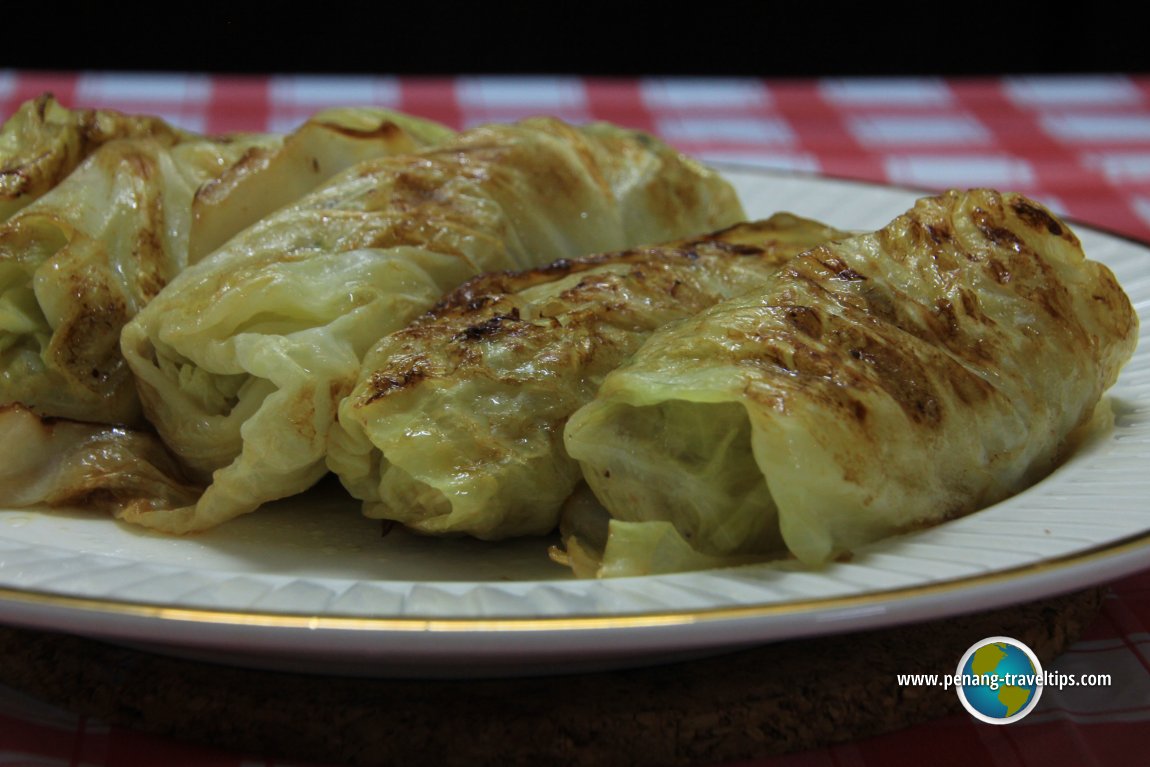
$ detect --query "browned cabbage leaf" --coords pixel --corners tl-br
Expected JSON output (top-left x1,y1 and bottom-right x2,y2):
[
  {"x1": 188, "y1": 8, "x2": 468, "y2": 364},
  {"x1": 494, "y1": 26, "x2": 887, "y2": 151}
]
[
  {"x1": 188, "y1": 107, "x2": 455, "y2": 261},
  {"x1": 0, "y1": 404, "x2": 200, "y2": 512},
  {"x1": 117, "y1": 117, "x2": 744, "y2": 533},
  {"x1": 329, "y1": 215, "x2": 845, "y2": 540},
  {"x1": 564, "y1": 190, "x2": 1138, "y2": 576},
  {"x1": 0, "y1": 104, "x2": 450, "y2": 427},
  {"x1": 0, "y1": 133, "x2": 275, "y2": 425},
  {"x1": 0, "y1": 94, "x2": 187, "y2": 222}
]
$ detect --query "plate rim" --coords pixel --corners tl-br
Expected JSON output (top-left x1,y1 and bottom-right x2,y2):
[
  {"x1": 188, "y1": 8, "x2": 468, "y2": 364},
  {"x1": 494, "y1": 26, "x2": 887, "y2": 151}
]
[{"x1": 0, "y1": 525, "x2": 1147, "y2": 633}]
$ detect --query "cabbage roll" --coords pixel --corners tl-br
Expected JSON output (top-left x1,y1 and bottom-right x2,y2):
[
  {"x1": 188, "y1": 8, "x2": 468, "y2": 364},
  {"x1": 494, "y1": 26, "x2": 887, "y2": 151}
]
[
  {"x1": 329, "y1": 215, "x2": 845, "y2": 540},
  {"x1": 0, "y1": 132, "x2": 276, "y2": 425},
  {"x1": 119, "y1": 118, "x2": 743, "y2": 533},
  {"x1": 564, "y1": 190, "x2": 1138, "y2": 575},
  {"x1": 188, "y1": 107, "x2": 453, "y2": 260},
  {"x1": 0, "y1": 107, "x2": 449, "y2": 428},
  {"x1": 1, "y1": 94, "x2": 186, "y2": 221}
]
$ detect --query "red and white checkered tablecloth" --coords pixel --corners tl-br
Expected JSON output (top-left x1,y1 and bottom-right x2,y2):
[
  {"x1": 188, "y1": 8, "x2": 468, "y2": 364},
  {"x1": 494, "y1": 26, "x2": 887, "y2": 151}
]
[{"x1": 1, "y1": 71, "x2": 1148, "y2": 766}]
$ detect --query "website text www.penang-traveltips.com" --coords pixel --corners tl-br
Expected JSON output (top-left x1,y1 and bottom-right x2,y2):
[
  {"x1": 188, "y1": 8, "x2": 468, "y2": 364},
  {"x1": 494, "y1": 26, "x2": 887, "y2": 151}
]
[{"x1": 897, "y1": 670, "x2": 1112, "y2": 692}]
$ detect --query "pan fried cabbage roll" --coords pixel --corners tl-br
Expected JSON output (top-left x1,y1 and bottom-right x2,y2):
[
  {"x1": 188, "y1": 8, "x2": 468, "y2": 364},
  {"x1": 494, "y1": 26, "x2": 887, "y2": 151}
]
[
  {"x1": 1, "y1": 94, "x2": 186, "y2": 221},
  {"x1": 564, "y1": 190, "x2": 1138, "y2": 575},
  {"x1": 0, "y1": 132, "x2": 276, "y2": 425},
  {"x1": 0, "y1": 107, "x2": 449, "y2": 428},
  {"x1": 119, "y1": 117, "x2": 743, "y2": 533},
  {"x1": 188, "y1": 107, "x2": 453, "y2": 260},
  {"x1": 329, "y1": 215, "x2": 845, "y2": 540}
]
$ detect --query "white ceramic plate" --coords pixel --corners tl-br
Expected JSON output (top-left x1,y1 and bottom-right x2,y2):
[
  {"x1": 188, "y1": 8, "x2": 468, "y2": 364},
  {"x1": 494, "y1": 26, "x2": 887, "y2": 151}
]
[{"x1": 1, "y1": 170, "x2": 1147, "y2": 677}]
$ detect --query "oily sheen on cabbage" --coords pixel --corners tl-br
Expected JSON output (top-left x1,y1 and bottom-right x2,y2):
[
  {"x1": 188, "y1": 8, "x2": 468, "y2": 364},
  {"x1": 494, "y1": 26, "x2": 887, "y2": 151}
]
[
  {"x1": 119, "y1": 117, "x2": 744, "y2": 533},
  {"x1": 563, "y1": 190, "x2": 1138, "y2": 576},
  {"x1": 329, "y1": 215, "x2": 845, "y2": 540}
]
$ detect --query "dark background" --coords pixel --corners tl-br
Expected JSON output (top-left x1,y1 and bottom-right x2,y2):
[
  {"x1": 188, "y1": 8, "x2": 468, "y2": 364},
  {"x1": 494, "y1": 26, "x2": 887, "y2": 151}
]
[{"x1": 2, "y1": 6, "x2": 1143, "y2": 77}]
